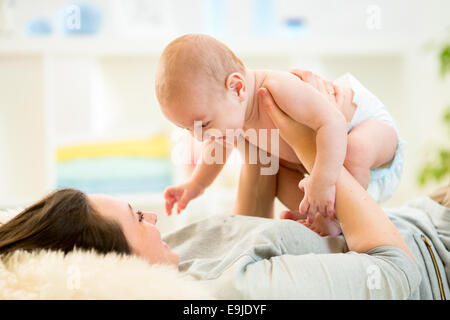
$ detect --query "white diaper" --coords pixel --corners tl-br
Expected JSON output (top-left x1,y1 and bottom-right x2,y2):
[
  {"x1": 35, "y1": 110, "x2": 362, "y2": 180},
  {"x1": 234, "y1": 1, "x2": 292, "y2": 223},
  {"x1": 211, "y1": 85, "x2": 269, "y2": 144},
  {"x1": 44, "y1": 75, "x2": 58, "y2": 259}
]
[{"x1": 334, "y1": 73, "x2": 405, "y2": 203}]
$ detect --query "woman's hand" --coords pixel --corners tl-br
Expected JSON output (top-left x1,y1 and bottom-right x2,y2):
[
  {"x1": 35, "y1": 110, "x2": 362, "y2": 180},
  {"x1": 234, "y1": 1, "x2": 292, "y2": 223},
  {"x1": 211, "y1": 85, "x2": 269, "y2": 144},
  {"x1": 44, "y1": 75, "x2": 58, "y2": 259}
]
[
  {"x1": 290, "y1": 69, "x2": 342, "y2": 108},
  {"x1": 257, "y1": 87, "x2": 316, "y2": 169}
]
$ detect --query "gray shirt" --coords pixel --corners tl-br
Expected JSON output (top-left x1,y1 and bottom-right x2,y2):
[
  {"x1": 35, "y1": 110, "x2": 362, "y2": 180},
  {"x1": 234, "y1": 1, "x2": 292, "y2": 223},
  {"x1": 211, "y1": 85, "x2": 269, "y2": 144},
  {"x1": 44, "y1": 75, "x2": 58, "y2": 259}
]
[{"x1": 163, "y1": 197, "x2": 449, "y2": 299}]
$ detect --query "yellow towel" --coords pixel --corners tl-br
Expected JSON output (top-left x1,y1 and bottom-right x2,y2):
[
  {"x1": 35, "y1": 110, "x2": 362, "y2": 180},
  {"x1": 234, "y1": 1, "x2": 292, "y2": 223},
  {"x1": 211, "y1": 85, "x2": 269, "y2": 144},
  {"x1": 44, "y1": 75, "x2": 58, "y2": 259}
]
[{"x1": 57, "y1": 135, "x2": 170, "y2": 162}]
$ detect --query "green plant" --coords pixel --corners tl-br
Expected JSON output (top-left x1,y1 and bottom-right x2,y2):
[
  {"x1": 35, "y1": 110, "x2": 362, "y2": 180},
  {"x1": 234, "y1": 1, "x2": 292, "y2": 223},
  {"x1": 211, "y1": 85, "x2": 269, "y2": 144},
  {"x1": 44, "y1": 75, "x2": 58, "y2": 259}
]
[
  {"x1": 418, "y1": 44, "x2": 450, "y2": 186},
  {"x1": 418, "y1": 107, "x2": 450, "y2": 186},
  {"x1": 440, "y1": 45, "x2": 450, "y2": 77}
]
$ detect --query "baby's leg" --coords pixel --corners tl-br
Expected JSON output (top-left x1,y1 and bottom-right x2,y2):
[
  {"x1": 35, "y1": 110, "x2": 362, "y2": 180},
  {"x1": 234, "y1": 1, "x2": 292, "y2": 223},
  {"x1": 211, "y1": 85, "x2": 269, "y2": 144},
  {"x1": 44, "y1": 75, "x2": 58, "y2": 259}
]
[
  {"x1": 232, "y1": 160, "x2": 277, "y2": 218},
  {"x1": 276, "y1": 163, "x2": 305, "y2": 211},
  {"x1": 231, "y1": 138, "x2": 277, "y2": 218},
  {"x1": 344, "y1": 120, "x2": 398, "y2": 189}
]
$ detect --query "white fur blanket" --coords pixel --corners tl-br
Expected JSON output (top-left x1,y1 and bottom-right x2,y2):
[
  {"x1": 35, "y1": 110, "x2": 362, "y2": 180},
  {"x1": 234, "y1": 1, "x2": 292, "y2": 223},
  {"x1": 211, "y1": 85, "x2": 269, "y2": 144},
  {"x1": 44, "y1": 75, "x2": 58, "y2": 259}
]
[{"x1": 0, "y1": 208, "x2": 214, "y2": 300}]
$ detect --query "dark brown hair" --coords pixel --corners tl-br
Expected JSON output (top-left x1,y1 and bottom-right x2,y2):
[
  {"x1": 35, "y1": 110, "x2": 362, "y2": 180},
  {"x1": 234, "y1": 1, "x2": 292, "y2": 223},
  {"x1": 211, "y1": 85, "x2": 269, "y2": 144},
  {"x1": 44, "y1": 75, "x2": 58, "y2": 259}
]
[{"x1": 0, "y1": 188, "x2": 131, "y2": 257}]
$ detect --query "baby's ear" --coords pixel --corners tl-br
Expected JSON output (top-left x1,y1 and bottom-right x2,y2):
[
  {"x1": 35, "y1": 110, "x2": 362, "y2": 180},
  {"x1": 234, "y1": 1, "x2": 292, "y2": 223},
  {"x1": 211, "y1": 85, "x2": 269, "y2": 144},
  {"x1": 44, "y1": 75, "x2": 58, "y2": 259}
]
[{"x1": 225, "y1": 73, "x2": 246, "y2": 99}]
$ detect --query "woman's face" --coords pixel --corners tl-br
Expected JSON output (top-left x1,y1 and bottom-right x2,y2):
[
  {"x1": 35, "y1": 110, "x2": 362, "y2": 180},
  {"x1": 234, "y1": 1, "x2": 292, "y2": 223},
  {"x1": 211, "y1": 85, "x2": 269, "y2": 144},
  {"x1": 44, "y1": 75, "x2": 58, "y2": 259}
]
[{"x1": 88, "y1": 194, "x2": 179, "y2": 267}]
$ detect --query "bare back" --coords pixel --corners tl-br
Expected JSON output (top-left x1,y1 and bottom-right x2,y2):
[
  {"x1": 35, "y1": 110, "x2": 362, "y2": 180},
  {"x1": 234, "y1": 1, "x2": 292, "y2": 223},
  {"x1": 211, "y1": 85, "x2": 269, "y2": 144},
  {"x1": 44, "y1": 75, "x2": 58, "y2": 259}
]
[{"x1": 242, "y1": 70, "x2": 356, "y2": 167}]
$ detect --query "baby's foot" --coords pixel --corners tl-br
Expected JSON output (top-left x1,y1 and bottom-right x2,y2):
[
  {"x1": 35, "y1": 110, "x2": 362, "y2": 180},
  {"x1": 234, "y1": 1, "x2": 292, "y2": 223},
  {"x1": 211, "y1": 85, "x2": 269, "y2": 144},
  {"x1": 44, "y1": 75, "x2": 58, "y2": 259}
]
[
  {"x1": 300, "y1": 214, "x2": 342, "y2": 237},
  {"x1": 281, "y1": 210, "x2": 342, "y2": 237}
]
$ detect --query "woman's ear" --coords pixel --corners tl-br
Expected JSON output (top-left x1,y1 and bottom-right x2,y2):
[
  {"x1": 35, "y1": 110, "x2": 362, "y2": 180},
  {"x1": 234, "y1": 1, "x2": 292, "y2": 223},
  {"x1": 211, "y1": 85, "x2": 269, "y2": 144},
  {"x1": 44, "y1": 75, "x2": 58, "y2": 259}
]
[{"x1": 226, "y1": 73, "x2": 246, "y2": 100}]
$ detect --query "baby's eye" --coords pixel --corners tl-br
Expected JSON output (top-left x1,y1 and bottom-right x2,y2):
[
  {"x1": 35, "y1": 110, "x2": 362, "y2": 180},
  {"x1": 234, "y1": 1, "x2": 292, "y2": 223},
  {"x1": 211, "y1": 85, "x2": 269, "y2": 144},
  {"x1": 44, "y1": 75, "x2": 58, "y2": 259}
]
[{"x1": 202, "y1": 121, "x2": 210, "y2": 128}]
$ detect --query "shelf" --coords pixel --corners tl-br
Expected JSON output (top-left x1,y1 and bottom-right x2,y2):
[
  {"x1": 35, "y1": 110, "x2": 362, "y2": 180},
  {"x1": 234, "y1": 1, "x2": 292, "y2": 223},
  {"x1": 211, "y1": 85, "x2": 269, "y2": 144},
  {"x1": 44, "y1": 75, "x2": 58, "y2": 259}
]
[
  {"x1": 0, "y1": 34, "x2": 417, "y2": 58},
  {"x1": 0, "y1": 37, "x2": 166, "y2": 57}
]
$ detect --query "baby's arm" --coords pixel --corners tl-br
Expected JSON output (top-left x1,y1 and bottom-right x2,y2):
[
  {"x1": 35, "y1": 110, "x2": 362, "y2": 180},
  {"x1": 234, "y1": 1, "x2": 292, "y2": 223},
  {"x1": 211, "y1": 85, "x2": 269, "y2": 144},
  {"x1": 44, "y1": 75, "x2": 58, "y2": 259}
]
[
  {"x1": 164, "y1": 139, "x2": 233, "y2": 215},
  {"x1": 190, "y1": 139, "x2": 233, "y2": 189},
  {"x1": 263, "y1": 72, "x2": 347, "y2": 220}
]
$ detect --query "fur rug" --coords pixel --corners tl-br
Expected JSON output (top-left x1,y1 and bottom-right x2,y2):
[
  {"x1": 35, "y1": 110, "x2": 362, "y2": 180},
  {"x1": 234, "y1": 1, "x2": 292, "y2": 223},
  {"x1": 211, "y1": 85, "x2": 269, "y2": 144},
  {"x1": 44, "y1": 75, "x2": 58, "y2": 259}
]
[{"x1": 0, "y1": 208, "x2": 214, "y2": 300}]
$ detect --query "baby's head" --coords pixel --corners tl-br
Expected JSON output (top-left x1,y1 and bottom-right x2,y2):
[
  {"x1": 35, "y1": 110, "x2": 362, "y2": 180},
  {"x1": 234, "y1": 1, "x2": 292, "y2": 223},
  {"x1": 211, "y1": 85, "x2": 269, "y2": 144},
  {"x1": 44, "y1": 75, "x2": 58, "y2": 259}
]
[{"x1": 155, "y1": 34, "x2": 250, "y2": 141}]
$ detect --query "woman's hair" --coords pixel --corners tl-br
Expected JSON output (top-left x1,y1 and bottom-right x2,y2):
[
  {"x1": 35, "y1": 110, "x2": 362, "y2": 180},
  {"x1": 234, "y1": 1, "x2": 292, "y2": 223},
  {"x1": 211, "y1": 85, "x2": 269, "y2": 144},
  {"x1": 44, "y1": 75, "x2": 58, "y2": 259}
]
[{"x1": 0, "y1": 188, "x2": 131, "y2": 257}]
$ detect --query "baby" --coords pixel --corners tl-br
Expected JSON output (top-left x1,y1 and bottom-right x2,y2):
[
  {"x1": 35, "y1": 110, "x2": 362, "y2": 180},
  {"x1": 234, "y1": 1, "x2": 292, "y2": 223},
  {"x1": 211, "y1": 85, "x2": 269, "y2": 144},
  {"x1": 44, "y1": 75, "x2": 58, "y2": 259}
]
[{"x1": 155, "y1": 34, "x2": 404, "y2": 236}]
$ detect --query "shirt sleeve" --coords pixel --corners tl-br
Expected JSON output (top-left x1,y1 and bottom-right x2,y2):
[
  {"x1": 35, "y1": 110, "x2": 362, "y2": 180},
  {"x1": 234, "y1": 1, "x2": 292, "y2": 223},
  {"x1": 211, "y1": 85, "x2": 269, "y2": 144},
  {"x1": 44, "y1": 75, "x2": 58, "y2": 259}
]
[{"x1": 231, "y1": 246, "x2": 421, "y2": 299}]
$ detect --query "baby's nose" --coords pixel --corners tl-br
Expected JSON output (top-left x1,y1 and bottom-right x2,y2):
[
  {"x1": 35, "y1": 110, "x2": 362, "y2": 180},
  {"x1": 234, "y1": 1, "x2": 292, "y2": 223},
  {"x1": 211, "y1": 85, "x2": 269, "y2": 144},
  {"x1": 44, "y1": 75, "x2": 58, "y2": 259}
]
[{"x1": 191, "y1": 130, "x2": 204, "y2": 142}]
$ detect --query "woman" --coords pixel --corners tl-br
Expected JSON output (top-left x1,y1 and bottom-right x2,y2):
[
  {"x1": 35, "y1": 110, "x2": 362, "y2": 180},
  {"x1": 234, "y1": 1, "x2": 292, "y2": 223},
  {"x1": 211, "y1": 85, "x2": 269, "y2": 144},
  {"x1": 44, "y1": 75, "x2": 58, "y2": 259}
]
[
  {"x1": 0, "y1": 73, "x2": 448, "y2": 299},
  {"x1": 0, "y1": 189, "x2": 179, "y2": 266}
]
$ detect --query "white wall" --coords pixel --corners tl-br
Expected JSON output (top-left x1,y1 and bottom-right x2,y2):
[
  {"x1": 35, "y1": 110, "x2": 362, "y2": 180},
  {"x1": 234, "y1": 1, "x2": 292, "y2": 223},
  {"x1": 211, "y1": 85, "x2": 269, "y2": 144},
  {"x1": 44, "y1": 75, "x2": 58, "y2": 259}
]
[
  {"x1": 0, "y1": 0, "x2": 449, "y2": 212},
  {"x1": 0, "y1": 55, "x2": 55, "y2": 206}
]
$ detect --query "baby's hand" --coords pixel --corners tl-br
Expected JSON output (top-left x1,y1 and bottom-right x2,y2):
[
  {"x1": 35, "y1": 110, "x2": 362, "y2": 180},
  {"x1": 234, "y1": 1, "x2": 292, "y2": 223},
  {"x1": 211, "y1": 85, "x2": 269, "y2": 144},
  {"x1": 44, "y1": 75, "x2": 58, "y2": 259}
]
[
  {"x1": 163, "y1": 181, "x2": 205, "y2": 215},
  {"x1": 298, "y1": 176, "x2": 336, "y2": 223}
]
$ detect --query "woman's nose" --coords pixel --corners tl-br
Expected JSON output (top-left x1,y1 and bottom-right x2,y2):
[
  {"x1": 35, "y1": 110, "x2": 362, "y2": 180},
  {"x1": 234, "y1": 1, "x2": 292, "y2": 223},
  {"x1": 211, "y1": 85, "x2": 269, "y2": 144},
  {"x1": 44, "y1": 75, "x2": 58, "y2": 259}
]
[{"x1": 143, "y1": 212, "x2": 157, "y2": 225}]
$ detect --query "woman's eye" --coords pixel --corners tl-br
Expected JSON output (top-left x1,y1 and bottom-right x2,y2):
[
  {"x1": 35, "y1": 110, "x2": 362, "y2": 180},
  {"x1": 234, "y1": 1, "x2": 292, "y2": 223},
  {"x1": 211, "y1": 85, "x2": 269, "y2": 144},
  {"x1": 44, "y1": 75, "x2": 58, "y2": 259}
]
[{"x1": 137, "y1": 211, "x2": 144, "y2": 222}]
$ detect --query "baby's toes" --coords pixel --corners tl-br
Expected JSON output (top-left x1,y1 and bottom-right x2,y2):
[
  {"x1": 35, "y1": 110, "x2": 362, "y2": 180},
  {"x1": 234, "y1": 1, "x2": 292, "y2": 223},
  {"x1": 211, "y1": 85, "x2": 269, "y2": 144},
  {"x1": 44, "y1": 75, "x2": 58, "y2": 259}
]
[
  {"x1": 280, "y1": 210, "x2": 301, "y2": 221},
  {"x1": 303, "y1": 220, "x2": 312, "y2": 227}
]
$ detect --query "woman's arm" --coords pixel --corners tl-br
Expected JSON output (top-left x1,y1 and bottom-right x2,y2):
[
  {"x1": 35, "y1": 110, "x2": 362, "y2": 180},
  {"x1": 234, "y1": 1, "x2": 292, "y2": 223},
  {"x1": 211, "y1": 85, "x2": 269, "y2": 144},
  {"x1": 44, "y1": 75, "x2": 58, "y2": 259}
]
[
  {"x1": 233, "y1": 247, "x2": 418, "y2": 299},
  {"x1": 263, "y1": 73, "x2": 347, "y2": 219},
  {"x1": 258, "y1": 87, "x2": 414, "y2": 260}
]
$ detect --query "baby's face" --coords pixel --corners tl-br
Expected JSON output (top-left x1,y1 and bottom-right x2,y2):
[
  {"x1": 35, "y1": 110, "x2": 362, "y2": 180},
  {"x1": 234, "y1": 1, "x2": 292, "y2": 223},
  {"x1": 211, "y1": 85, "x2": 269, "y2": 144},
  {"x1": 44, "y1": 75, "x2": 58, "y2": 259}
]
[{"x1": 161, "y1": 84, "x2": 246, "y2": 142}]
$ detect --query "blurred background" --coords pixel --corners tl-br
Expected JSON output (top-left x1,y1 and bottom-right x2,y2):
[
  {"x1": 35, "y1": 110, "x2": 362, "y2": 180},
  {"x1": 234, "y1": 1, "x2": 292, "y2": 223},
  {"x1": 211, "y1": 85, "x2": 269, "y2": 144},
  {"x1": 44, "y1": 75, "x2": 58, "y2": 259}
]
[{"x1": 0, "y1": 0, "x2": 449, "y2": 232}]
